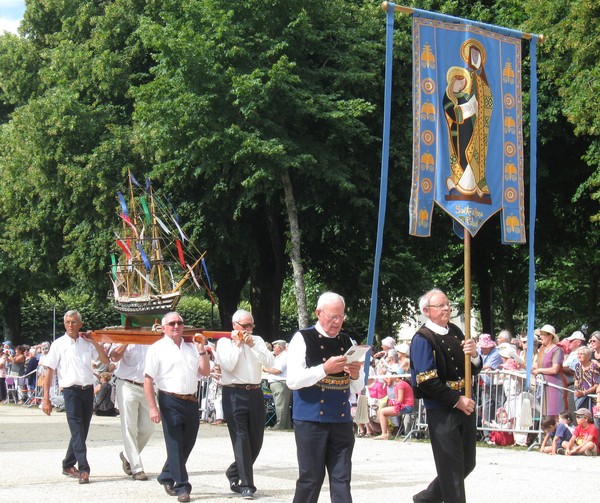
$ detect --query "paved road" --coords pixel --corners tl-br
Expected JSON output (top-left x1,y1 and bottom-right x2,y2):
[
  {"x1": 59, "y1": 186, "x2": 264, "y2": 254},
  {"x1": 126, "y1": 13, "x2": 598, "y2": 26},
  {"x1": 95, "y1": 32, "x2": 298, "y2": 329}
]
[{"x1": 0, "y1": 404, "x2": 595, "y2": 502}]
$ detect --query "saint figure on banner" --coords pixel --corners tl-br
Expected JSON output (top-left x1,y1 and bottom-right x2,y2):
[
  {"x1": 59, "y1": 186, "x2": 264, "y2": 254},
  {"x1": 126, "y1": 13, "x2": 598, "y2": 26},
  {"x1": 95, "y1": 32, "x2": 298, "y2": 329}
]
[{"x1": 444, "y1": 38, "x2": 493, "y2": 204}]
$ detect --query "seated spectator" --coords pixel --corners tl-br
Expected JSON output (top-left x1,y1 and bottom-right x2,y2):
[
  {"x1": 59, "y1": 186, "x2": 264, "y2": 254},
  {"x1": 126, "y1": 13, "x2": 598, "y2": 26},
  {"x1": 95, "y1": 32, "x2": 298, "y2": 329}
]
[
  {"x1": 94, "y1": 371, "x2": 118, "y2": 417},
  {"x1": 540, "y1": 413, "x2": 573, "y2": 454},
  {"x1": 362, "y1": 375, "x2": 394, "y2": 437},
  {"x1": 373, "y1": 377, "x2": 415, "y2": 440},
  {"x1": 485, "y1": 407, "x2": 514, "y2": 446},
  {"x1": 563, "y1": 408, "x2": 599, "y2": 456}
]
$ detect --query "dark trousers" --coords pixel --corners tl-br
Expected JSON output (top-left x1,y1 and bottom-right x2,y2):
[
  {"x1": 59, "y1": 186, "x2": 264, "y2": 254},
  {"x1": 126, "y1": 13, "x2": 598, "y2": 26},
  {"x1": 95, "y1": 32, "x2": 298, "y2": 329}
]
[
  {"x1": 62, "y1": 386, "x2": 94, "y2": 473},
  {"x1": 414, "y1": 408, "x2": 477, "y2": 503},
  {"x1": 157, "y1": 392, "x2": 199, "y2": 495},
  {"x1": 293, "y1": 420, "x2": 355, "y2": 503},
  {"x1": 222, "y1": 386, "x2": 265, "y2": 493},
  {"x1": 0, "y1": 377, "x2": 6, "y2": 402}
]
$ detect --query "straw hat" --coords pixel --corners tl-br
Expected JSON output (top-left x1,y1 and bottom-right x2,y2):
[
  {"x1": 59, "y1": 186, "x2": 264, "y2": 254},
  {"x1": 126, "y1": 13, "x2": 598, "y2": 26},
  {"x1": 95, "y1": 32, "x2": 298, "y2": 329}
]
[{"x1": 534, "y1": 324, "x2": 559, "y2": 343}]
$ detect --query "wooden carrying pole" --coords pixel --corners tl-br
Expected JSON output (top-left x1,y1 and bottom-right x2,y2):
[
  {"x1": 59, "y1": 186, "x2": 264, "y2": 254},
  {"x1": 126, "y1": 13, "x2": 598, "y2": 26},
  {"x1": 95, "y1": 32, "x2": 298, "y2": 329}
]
[
  {"x1": 463, "y1": 231, "x2": 472, "y2": 397},
  {"x1": 90, "y1": 328, "x2": 231, "y2": 345}
]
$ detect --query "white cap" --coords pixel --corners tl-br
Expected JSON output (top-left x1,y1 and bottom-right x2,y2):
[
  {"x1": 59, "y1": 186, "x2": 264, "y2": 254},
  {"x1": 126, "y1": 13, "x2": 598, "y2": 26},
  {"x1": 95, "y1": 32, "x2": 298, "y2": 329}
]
[{"x1": 566, "y1": 331, "x2": 585, "y2": 341}]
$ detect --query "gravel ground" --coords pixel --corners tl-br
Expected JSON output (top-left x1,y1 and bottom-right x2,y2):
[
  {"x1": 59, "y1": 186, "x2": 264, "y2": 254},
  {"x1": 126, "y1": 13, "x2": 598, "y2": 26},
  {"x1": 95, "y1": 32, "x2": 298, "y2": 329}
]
[{"x1": 0, "y1": 404, "x2": 596, "y2": 502}]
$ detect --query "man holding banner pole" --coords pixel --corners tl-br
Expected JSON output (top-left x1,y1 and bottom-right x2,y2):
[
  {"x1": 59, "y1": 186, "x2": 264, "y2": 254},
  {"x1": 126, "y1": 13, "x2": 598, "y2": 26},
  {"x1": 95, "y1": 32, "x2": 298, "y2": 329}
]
[{"x1": 410, "y1": 289, "x2": 482, "y2": 503}]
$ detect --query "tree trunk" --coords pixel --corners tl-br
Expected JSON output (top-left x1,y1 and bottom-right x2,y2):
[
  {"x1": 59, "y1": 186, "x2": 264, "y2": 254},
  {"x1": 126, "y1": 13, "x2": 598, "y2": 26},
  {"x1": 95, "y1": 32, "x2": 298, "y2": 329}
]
[
  {"x1": 280, "y1": 170, "x2": 309, "y2": 328},
  {"x1": 2, "y1": 293, "x2": 21, "y2": 344},
  {"x1": 249, "y1": 206, "x2": 286, "y2": 341}
]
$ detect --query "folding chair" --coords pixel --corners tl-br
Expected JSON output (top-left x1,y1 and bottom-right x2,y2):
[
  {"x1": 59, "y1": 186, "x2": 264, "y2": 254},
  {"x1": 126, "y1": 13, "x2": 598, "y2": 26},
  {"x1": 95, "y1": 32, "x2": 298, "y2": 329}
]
[{"x1": 5, "y1": 375, "x2": 19, "y2": 404}]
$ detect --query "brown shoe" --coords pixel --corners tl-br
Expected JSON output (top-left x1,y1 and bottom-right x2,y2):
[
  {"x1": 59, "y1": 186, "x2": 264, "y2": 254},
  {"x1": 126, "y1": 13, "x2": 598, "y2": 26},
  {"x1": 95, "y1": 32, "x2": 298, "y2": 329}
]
[
  {"x1": 132, "y1": 471, "x2": 148, "y2": 481},
  {"x1": 177, "y1": 492, "x2": 191, "y2": 502},
  {"x1": 62, "y1": 466, "x2": 79, "y2": 478},
  {"x1": 119, "y1": 451, "x2": 132, "y2": 476},
  {"x1": 78, "y1": 472, "x2": 90, "y2": 484},
  {"x1": 163, "y1": 484, "x2": 177, "y2": 496}
]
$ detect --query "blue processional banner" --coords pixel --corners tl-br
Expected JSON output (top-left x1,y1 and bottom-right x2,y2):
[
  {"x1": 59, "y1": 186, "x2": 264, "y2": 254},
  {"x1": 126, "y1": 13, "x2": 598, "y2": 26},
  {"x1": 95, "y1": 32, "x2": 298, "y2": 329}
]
[{"x1": 409, "y1": 13, "x2": 525, "y2": 243}]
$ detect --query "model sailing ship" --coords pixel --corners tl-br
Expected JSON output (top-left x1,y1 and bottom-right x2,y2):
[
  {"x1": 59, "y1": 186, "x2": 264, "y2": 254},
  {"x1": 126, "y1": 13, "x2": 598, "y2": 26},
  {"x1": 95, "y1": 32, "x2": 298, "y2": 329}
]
[{"x1": 108, "y1": 172, "x2": 212, "y2": 319}]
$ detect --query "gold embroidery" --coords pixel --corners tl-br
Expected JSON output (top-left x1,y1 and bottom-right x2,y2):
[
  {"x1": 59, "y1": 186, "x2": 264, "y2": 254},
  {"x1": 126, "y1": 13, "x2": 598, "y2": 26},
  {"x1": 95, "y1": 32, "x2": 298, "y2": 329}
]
[
  {"x1": 319, "y1": 375, "x2": 350, "y2": 391},
  {"x1": 446, "y1": 379, "x2": 465, "y2": 390},
  {"x1": 416, "y1": 369, "x2": 438, "y2": 384}
]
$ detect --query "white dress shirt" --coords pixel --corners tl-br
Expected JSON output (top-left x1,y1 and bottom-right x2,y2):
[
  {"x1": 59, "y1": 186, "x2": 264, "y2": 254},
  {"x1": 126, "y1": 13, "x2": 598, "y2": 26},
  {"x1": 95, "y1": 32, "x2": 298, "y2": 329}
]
[
  {"x1": 216, "y1": 335, "x2": 274, "y2": 385},
  {"x1": 112, "y1": 344, "x2": 148, "y2": 383},
  {"x1": 44, "y1": 334, "x2": 99, "y2": 387},
  {"x1": 144, "y1": 336, "x2": 201, "y2": 395}
]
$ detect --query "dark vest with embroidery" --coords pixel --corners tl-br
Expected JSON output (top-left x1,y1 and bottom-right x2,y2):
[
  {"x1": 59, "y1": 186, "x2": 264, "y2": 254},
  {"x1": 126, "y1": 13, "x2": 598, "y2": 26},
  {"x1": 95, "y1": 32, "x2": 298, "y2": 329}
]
[{"x1": 292, "y1": 327, "x2": 354, "y2": 423}]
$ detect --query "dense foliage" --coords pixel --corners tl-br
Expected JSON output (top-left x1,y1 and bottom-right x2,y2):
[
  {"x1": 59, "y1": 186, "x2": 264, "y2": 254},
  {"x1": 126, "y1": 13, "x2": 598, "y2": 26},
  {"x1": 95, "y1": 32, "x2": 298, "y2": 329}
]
[{"x1": 0, "y1": 0, "x2": 598, "y2": 344}]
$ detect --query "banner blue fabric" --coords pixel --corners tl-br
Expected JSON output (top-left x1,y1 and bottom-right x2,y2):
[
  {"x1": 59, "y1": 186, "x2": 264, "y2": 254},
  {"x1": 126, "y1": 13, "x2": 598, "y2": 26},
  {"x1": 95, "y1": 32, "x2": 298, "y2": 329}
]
[{"x1": 409, "y1": 15, "x2": 525, "y2": 243}]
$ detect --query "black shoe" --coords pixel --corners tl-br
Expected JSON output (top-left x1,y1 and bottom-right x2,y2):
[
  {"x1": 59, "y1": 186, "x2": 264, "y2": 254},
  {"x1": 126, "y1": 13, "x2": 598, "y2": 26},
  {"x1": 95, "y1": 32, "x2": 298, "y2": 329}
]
[
  {"x1": 163, "y1": 483, "x2": 177, "y2": 496},
  {"x1": 230, "y1": 480, "x2": 241, "y2": 494},
  {"x1": 177, "y1": 492, "x2": 191, "y2": 502},
  {"x1": 120, "y1": 451, "x2": 132, "y2": 476},
  {"x1": 241, "y1": 489, "x2": 254, "y2": 500}
]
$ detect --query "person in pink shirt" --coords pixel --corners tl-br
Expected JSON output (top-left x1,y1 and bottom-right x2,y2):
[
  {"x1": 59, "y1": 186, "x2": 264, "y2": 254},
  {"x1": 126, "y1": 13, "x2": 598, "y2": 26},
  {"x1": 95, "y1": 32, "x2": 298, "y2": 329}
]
[{"x1": 373, "y1": 377, "x2": 415, "y2": 439}]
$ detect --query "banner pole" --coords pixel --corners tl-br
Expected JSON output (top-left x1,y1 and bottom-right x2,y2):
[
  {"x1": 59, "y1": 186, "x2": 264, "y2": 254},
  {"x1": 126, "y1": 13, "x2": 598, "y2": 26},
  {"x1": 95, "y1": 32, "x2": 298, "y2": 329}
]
[
  {"x1": 464, "y1": 230, "x2": 472, "y2": 397},
  {"x1": 381, "y1": 2, "x2": 544, "y2": 41}
]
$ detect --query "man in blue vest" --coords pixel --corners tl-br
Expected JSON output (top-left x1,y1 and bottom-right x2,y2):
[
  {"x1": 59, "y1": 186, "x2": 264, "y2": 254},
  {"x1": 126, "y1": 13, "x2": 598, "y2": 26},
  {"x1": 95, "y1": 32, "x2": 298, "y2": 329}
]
[{"x1": 287, "y1": 292, "x2": 364, "y2": 503}]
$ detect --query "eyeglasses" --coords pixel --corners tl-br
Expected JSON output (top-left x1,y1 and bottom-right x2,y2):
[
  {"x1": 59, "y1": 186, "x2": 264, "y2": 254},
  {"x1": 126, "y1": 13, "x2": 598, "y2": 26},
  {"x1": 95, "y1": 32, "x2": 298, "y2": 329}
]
[
  {"x1": 235, "y1": 321, "x2": 255, "y2": 330},
  {"x1": 576, "y1": 414, "x2": 586, "y2": 419},
  {"x1": 320, "y1": 311, "x2": 347, "y2": 322},
  {"x1": 428, "y1": 302, "x2": 450, "y2": 309},
  {"x1": 166, "y1": 320, "x2": 184, "y2": 327}
]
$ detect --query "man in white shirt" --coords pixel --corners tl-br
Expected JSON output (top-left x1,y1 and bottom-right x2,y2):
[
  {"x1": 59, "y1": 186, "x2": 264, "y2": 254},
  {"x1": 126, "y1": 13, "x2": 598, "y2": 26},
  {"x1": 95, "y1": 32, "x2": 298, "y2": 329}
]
[
  {"x1": 216, "y1": 309, "x2": 274, "y2": 500},
  {"x1": 144, "y1": 312, "x2": 210, "y2": 503},
  {"x1": 265, "y1": 340, "x2": 293, "y2": 430},
  {"x1": 109, "y1": 343, "x2": 153, "y2": 481},
  {"x1": 41, "y1": 310, "x2": 109, "y2": 485}
]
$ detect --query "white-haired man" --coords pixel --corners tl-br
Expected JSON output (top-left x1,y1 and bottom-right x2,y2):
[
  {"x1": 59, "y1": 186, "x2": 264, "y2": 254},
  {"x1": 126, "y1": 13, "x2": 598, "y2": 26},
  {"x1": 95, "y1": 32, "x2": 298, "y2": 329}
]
[
  {"x1": 41, "y1": 310, "x2": 109, "y2": 485},
  {"x1": 410, "y1": 289, "x2": 482, "y2": 503},
  {"x1": 216, "y1": 309, "x2": 274, "y2": 500},
  {"x1": 287, "y1": 292, "x2": 365, "y2": 503},
  {"x1": 265, "y1": 339, "x2": 293, "y2": 430},
  {"x1": 144, "y1": 311, "x2": 210, "y2": 502}
]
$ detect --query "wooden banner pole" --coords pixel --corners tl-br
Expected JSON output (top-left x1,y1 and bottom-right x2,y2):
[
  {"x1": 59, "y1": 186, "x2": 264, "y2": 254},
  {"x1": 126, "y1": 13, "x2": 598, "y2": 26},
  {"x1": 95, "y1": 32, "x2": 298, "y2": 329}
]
[
  {"x1": 464, "y1": 230, "x2": 472, "y2": 397},
  {"x1": 379, "y1": 1, "x2": 544, "y2": 41}
]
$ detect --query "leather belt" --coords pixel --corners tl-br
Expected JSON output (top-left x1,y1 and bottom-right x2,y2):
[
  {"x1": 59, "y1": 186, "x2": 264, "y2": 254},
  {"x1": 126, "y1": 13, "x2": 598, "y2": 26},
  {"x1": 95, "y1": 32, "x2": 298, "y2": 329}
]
[
  {"x1": 67, "y1": 384, "x2": 93, "y2": 390},
  {"x1": 224, "y1": 383, "x2": 261, "y2": 390},
  {"x1": 120, "y1": 378, "x2": 143, "y2": 387},
  {"x1": 159, "y1": 390, "x2": 198, "y2": 402}
]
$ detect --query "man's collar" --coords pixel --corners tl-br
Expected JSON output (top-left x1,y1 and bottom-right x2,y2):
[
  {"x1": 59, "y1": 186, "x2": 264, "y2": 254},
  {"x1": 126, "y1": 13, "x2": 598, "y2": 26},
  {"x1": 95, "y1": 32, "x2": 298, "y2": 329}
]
[
  {"x1": 425, "y1": 319, "x2": 449, "y2": 335},
  {"x1": 315, "y1": 322, "x2": 338, "y2": 338}
]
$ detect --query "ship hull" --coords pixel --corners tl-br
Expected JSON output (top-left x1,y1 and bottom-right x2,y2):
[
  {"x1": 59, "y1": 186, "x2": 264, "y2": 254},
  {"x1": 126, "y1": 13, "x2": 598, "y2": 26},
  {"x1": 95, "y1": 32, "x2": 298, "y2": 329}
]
[{"x1": 113, "y1": 292, "x2": 181, "y2": 316}]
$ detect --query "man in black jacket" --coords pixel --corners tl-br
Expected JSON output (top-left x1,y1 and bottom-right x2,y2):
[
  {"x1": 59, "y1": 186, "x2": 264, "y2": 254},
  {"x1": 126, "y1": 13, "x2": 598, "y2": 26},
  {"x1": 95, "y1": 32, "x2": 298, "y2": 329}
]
[{"x1": 410, "y1": 289, "x2": 482, "y2": 503}]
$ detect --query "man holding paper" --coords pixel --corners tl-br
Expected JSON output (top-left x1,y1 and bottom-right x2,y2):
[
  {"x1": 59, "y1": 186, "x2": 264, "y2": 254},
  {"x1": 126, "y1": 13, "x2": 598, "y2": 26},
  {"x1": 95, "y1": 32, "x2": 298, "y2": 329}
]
[{"x1": 287, "y1": 291, "x2": 365, "y2": 503}]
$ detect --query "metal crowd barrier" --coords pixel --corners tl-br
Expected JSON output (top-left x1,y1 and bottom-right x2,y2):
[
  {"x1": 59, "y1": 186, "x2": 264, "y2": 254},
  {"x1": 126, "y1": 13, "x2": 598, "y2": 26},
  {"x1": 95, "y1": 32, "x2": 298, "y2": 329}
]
[{"x1": 474, "y1": 369, "x2": 557, "y2": 450}]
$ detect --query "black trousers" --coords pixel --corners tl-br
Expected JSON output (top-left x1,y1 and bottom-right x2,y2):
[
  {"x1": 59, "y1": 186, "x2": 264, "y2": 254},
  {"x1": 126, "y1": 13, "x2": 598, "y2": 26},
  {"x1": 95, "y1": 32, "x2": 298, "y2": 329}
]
[
  {"x1": 293, "y1": 420, "x2": 355, "y2": 503},
  {"x1": 222, "y1": 386, "x2": 265, "y2": 493},
  {"x1": 157, "y1": 392, "x2": 199, "y2": 495},
  {"x1": 414, "y1": 408, "x2": 477, "y2": 503},
  {"x1": 62, "y1": 386, "x2": 94, "y2": 473}
]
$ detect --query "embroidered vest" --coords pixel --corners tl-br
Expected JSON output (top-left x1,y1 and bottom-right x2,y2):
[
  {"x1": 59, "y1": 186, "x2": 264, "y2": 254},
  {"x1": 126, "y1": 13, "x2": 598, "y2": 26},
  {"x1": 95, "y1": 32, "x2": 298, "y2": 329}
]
[{"x1": 292, "y1": 327, "x2": 354, "y2": 423}]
